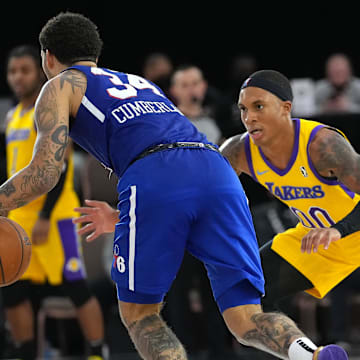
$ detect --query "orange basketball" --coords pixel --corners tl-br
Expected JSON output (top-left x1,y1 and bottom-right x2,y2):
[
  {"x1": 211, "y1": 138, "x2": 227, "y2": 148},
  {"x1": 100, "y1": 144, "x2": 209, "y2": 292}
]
[{"x1": 0, "y1": 217, "x2": 31, "y2": 287}]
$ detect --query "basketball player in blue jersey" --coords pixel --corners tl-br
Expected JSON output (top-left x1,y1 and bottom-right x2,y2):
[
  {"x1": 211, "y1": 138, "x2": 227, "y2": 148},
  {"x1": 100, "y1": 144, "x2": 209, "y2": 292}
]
[
  {"x1": 2, "y1": 45, "x2": 106, "y2": 360},
  {"x1": 0, "y1": 12, "x2": 347, "y2": 360}
]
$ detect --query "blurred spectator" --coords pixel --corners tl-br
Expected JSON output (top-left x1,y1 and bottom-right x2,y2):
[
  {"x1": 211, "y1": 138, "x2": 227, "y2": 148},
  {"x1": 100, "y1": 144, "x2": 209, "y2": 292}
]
[
  {"x1": 142, "y1": 52, "x2": 173, "y2": 97},
  {"x1": 170, "y1": 64, "x2": 223, "y2": 144},
  {"x1": 315, "y1": 53, "x2": 360, "y2": 114},
  {"x1": 291, "y1": 78, "x2": 316, "y2": 117}
]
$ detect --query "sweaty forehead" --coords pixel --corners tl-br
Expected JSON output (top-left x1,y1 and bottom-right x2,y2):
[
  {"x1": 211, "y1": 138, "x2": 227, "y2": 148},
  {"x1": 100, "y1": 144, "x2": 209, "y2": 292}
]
[{"x1": 238, "y1": 86, "x2": 278, "y2": 106}]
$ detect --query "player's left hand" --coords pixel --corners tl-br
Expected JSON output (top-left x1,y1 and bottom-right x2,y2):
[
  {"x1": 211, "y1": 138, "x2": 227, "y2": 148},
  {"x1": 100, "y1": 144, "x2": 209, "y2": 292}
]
[
  {"x1": 301, "y1": 228, "x2": 341, "y2": 254},
  {"x1": 32, "y1": 217, "x2": 50, "y2": 245}
]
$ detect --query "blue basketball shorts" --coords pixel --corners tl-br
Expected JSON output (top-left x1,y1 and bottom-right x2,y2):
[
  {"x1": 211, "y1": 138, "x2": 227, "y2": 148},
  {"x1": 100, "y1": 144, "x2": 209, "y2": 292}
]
[{"x1": 111, "y1": 148, "x2": 264, "y2": 313}]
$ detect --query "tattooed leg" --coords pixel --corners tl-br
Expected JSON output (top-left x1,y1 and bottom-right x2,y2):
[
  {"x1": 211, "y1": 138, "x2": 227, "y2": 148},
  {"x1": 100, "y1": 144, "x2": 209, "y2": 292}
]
[
  {"x1": 223, "y1": 304, "x2": 305, "y2": 359},
  {"x1": 128, "y1": 314, "x2": 187, "y2": 360},
  {"x1": 242, "y1": 312, "x2": 306, "y2": 358},
  {"x1": 119, "y1": 301, "x2": 187, "y2": 360}
]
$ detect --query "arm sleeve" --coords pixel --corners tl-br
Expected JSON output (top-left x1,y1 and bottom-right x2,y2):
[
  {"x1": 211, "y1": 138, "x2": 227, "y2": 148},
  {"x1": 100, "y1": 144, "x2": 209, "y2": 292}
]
[
  {"x1": 331, "y1": 201, "x2": 360, "y2": 237},
  {"x1": 38, "y1": 159, "x2": 68, "y2": 219}
]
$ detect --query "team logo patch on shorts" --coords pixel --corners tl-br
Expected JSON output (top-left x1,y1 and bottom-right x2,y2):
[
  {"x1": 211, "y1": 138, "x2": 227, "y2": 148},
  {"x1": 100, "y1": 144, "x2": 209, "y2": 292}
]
[{"x1": 66, "y1": 258, "x2": 81, "y2": 272}]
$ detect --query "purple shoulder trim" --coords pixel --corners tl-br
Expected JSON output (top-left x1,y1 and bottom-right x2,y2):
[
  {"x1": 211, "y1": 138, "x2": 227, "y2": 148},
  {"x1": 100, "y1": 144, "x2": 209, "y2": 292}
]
[{"x1": 244, "y1": 134, "x2": 258, "y2": 182}]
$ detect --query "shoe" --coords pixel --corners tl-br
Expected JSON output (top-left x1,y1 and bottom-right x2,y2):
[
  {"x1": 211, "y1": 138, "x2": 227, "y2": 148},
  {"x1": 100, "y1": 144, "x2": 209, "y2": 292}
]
[{"x1": 313, "y1": 345, "x2": 348, "y2": 360}]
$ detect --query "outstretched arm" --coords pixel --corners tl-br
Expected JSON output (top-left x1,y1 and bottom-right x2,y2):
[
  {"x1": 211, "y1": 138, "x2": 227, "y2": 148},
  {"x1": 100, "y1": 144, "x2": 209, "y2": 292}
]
[
  {"x1": 73, "y1": 200, "x2": 119, "y2": 242},
  {"x1": 302, "y1": 127, "x2": 360, "y2": 253},
  {"x1": 0, "y1": 78, "x2": 70, "y2": 212}
]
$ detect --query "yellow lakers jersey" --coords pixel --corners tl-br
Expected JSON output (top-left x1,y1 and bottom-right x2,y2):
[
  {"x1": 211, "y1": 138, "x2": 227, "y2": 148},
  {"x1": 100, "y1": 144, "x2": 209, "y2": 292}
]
[
  {"x1": 6, "y1": 104, "x2": 45, "y2": 215},
  {"x1": 245, "y1": 118, "x2": 360, "y2": 298},
  {"x1": 6, "y1": 103, "x2": 79, "y2": 222},
  {"x1": 245, "y1": 118, "x2": 360, "y2": 230},
  {"x1": 6, "y1": 103, "x2": 81, "y2": 284}
]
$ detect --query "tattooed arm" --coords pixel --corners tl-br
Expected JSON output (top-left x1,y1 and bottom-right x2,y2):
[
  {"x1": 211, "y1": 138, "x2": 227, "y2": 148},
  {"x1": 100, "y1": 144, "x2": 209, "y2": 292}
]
[
  {"x1": 309, "y1": 127, "x2": 360, "y2": 191},
  {"x1": 219, "y1": 133, "x2": 251, "y2": 176},
  {"x1": 302, "y1": 127, "x2": 360, "y2": 253},
  {"x1": 0, "y1": 71, "x2": 81, "y2": 212}
]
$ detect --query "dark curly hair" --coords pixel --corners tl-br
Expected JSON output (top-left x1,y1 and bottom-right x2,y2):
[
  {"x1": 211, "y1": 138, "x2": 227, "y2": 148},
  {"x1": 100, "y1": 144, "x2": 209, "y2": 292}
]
[{"x1": 39, "y1": 12, "x2": 103, "y2": 66}]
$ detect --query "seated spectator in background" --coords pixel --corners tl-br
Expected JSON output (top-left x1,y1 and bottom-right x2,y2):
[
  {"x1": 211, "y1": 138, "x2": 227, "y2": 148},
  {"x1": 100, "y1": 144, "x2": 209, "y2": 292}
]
[
  {"x1": 170, "y1": 65, "x2": 223, "y2": 144},
  {"x1": 142, "y1": 52, "x2": 173, "y2": 97},
  {"x1": 315, "y1": 53, "x2": 360, "y2": 114}
]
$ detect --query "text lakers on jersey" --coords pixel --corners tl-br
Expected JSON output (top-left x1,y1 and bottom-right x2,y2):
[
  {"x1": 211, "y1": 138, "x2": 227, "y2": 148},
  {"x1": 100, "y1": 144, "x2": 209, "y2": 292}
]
[{"x1": 245, "y1": 118, "x2": 360, "y2": 230}]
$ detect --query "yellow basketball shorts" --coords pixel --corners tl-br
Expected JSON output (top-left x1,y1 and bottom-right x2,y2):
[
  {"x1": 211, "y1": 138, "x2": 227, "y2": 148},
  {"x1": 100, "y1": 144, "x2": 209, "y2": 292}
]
[
  {"x1": 11, "y1": 215, "x2": 86, "y2": 286},
  {"x1": 271, "y1": 222, "x2": 360, "y2": 298}
]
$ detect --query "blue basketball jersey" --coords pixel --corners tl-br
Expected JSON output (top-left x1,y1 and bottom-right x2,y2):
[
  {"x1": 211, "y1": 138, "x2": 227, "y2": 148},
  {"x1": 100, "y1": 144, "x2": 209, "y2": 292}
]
[
  {"x1": 67, "y1": 65, "x2": 208, "y2": 176},
  {"x1": 65, "y1": 66, "x2": 264, "y2": 312}
]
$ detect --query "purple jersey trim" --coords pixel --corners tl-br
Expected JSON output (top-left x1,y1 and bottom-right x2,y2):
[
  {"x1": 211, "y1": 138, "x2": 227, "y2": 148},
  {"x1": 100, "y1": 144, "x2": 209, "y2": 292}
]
[
  {"x1": 244, "y1": 134, "x2": 258, "y2": 182},
  {"x1": 339, "y1": 183, "x2": 356, "y2": 199},
  {"x1": 258, "y1": 118, "x2": 300, "y2": 176}
]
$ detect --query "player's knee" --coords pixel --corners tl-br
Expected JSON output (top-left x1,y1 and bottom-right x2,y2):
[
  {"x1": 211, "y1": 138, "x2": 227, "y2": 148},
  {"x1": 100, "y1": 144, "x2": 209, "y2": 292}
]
[
  {"x1": 222, "y1": 304, "x2": 263, "y2": 345},
  {"x1": 118, "y1": 301, "x2": 162, "y2": 329}
]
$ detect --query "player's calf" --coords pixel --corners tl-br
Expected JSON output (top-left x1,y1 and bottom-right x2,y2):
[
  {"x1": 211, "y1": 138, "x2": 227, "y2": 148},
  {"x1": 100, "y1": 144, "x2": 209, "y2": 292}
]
[
  {"x1": 223, "y1": 304, "x2": 349, "y2": 360},
  {"x1": 118, "y1": 301, "x2": 187, "y2": 360},
  {"x1": 223, "y1": 304, "x2": 305, "y2": 353}
]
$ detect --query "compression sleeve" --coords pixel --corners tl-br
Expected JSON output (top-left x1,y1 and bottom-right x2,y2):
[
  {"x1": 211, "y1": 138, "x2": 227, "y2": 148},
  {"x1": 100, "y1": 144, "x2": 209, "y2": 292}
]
[{"x1": 331, "y1": 201, "x2": 360, "y2": 237}]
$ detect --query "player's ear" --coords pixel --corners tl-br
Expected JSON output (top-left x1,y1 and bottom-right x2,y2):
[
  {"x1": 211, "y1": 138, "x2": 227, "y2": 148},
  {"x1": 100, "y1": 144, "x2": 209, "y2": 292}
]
[
  {"x1": 45, "y1": 50, "x2": 55, "y2": 69},
  {"x1": 282, "y1": 100, "x2": 292, "y2": 115}
]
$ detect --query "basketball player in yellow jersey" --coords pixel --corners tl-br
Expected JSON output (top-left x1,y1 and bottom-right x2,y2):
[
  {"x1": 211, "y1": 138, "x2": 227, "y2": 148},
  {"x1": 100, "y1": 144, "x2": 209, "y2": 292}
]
[
  {"x1": 220, "y1": 69, "x2": 360, "y2": 313},
  {"x1": 2, "y1": 45, "x2": 106, "y2": 360}
]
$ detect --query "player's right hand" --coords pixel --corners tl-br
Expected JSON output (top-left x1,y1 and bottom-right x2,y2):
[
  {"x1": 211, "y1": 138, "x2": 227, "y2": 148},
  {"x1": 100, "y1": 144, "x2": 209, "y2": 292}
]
[
  {"x1": 301, "y1": 227, "x2": 341, "y2": 254},
  {"x1": 73, "y1": 199, "x2": 119, "y2": 242}
]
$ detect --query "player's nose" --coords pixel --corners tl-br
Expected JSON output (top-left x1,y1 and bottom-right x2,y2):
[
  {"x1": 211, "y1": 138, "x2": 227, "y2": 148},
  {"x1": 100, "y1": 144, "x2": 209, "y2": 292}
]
[{"x1": 242, "y1": 109, "x2": 258, "y2": 125}]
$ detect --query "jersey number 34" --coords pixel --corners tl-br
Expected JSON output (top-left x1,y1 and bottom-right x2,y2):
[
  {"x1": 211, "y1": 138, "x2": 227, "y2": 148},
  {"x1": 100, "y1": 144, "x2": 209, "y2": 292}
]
[{"x1": 91, "y1": 67, "x2": 164, "y2": 100}]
